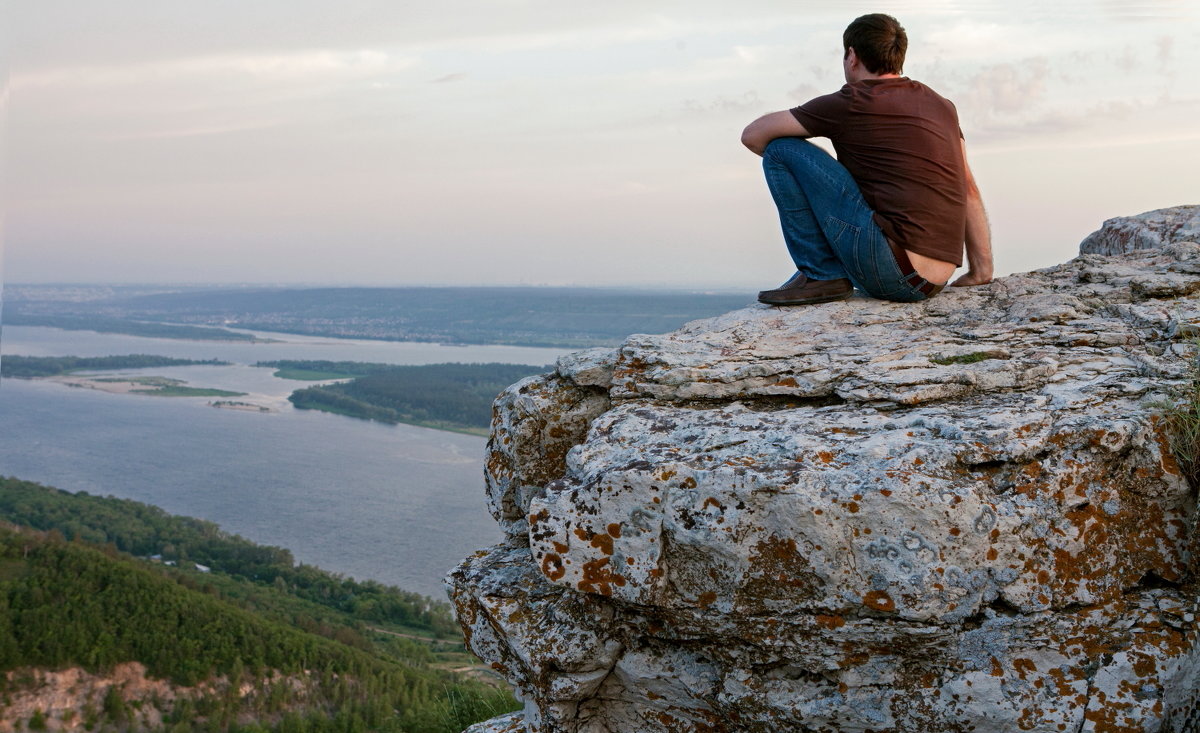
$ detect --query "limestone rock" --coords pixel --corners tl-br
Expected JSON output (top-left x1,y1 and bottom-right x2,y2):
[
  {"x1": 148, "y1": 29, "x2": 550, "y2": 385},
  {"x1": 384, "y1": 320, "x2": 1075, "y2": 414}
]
[
  {"x1": 1079, "y1": 205, "x2": 1200, "y2": 256},
  {"x1": 452, "y1": 206, "x2": 1200, "y2": 732},
  {"x1": 485, "y1": 373, "x2": 610, "y2": 532},
  {"x1": 464, "y1": 713, "x2": 527, "y2": 733}
]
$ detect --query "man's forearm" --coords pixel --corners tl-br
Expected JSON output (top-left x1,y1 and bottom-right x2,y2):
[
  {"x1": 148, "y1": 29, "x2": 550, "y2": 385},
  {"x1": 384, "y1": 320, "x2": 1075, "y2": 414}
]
[
  {"x1": 963, "y1": 192, "x2": 993, "y2": 279},
  {"x1": 741, "y1": 110, "x2": 813, "y2": 156},
  {"x1": 951, "y1": 190, "x2": 993, "y2": 287}
]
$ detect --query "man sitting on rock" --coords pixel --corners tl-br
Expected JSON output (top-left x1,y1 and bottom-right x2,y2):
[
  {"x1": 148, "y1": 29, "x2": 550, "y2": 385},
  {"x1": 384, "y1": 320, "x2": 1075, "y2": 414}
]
[{"x1": 741, "y1": 13, "x2": 993, "y2": 305}]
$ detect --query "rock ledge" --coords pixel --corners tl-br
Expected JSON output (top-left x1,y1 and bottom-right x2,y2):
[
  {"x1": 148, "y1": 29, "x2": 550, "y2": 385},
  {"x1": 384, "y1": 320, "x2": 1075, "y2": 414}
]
[{"x1": 452, "y1": 206, "x2": 1200, "y2": 733}]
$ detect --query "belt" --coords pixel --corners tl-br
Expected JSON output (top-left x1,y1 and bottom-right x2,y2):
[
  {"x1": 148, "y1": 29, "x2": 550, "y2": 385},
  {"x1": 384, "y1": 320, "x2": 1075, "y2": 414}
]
[{"x1": 886, "y1": 239, "x2": 946, "y2": 298}]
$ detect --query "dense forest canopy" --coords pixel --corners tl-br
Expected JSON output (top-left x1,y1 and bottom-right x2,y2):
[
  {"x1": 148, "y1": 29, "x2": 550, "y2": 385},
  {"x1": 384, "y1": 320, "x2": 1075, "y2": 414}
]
[
  {"x1": 282, "y1": 361, "x2": 548, "y2": 433},
  {"x1": 0, "y1": 523, "x2": 514, "y2": 732},
  {"x1": 0, "y1": 478, "x2": 456, "y2": 635}
]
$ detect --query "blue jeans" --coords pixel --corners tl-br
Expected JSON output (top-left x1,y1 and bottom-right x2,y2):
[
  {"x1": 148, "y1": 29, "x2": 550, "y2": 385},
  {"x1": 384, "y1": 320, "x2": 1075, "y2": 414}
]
[{"x1": 762, "y1": 137, "x2": 934, "y2": 302}]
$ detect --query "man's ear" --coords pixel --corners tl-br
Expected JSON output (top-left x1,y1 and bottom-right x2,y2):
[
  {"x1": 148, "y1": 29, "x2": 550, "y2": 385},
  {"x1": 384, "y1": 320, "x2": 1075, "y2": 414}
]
[{"x1": 845, "y1": 46, "x2": 859, "y2": 68}]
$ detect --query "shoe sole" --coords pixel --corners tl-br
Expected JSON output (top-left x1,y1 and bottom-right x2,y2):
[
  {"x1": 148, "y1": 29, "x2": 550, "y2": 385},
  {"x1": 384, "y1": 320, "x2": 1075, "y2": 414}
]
[{"x1": 758, "y1": 290, "x2": 853, "y2": 306}]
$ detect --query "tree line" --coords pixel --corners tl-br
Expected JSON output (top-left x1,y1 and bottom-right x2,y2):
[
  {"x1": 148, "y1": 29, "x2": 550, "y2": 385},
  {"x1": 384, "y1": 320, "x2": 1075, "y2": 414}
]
[
  {"x1": 1, "y1": 355, "x2": 229, "y2": 378},
  {"x1": 4, "y1": 313, "x2": 257, "y2": 341},
  {"x1": 283, "y1": 362, "x2": 548, "y2": 432}
]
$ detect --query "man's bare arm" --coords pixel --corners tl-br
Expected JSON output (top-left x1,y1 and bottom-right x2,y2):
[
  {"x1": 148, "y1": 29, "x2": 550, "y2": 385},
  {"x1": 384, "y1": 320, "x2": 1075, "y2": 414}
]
[
  {"x1": 741, "y1": 111, "x2": 811, "y2": 156},
  {"x1": 951, "y1": 139, "x2": 994, "y2": 287}
]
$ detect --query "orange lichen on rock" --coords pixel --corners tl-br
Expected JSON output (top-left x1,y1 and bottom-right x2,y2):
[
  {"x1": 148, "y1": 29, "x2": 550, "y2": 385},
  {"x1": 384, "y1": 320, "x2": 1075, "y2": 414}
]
[
  {"x1": 862, "y1": 590, "x2": 896, "y2": 613},
  {"x1": 590, "y1": 532, "x2": 614, "y2": 555},
  {"x1": 541, "y1": 553, "x2": 566, "y2": 581},
  {"x1": 1013, "y1": 658, "x2": 1037, "y2": 679},
  {"x1": 577, "y1": 556, "x2": 627, "y2": 596}
]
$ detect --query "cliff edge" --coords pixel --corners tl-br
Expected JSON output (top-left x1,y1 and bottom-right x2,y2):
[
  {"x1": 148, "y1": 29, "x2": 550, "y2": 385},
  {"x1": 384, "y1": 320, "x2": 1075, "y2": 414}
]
[{"x1": 449, "y1": 205, "x2": 1200, "y2": 733}]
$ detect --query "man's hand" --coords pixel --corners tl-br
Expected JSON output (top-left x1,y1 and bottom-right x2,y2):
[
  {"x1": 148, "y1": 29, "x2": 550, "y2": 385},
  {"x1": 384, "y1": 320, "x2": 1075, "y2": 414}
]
[
  {"x1": 741, "y1": 111, "x2": 812, "y2": 155},
  {"x1": 950, "y1": 270, "x2": 992, "y2": 287}
]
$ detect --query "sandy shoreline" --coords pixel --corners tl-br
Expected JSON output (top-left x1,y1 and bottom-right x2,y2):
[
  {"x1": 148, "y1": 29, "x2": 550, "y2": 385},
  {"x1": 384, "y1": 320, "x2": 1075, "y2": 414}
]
[{"x1": 46, "y1": 374, "x2": 155, "y2": 394}]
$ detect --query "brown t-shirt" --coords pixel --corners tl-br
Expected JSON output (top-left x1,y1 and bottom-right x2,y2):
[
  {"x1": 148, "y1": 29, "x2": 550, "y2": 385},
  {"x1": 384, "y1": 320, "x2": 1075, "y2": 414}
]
[{"x1": 790, "y1": 77, "x2": 966, "y2": 266}]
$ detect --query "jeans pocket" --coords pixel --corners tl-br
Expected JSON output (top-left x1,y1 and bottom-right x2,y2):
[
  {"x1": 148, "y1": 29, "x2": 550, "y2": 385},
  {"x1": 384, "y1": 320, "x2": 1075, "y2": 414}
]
[
  {"x1": 825, "y1": 216, "x2": 865, "y2": 281},
  {"x1": 825, "y1": 216, "x2": 858, "y2": 247}
]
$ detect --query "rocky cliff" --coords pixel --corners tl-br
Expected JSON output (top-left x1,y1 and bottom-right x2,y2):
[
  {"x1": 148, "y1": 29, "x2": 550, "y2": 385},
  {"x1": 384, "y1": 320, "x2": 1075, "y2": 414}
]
[{"x1": 449, "y1": 205, "x2": 1200, "y2": 733}]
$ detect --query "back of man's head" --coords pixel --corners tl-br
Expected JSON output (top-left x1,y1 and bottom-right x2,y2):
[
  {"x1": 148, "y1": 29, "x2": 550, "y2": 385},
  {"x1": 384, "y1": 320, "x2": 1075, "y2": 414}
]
[{"x1": 843, "y1": 13, "x2": 907, "y2": 75}]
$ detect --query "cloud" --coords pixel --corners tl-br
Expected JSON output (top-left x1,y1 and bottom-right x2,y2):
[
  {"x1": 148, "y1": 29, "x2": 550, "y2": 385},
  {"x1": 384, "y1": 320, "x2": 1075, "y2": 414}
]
[
  {"x1": 959, "y1": 58, "x2": 1050, "y2": 117},
  {"x1": 14, "y1": 49, "x2": 413, "y2": 90},
  {"x1": 788, "y1": 83, "x2": 821, "y2": 104},
  {"x1": 681, "y1": 90, "x2": 762, "y2": 116},
  {"x1": 1114, "y1": 46, "x2": 1138, "y2": 72},
  {"x1": 1157, "y1": 35, "x2": 1175, "y2": 68},
  {"x1": 966, "y1": 95, "x2": 1200, "y2": 152},
  {"x1": 100, "y1": 120, "x2": 283, "y2": 142},
  {"x1": 432, "y1": 73, "x2": 467, "y2": 84}
]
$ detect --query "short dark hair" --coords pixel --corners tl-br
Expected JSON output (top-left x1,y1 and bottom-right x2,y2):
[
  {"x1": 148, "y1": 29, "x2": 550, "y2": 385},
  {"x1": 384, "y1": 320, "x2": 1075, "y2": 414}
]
[{"x1": 843, "y1": 14, "x2": 907, "y2": 75}]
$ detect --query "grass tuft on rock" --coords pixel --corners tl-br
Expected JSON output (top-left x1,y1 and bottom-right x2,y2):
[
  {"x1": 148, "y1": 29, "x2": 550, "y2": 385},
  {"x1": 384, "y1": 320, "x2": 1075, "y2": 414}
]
[
  {"x1": 929, "y1": 351, "x2": 1002, "y2": 366},
  {"x1": 1158, "y1": 346, "x2": 1200, "y2": 486}
]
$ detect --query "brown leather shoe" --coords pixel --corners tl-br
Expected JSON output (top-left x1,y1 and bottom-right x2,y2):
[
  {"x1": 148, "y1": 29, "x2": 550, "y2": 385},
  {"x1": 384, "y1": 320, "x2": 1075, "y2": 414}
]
[{"x1": 758, "y1": 272, "x2": 853, "y2": 305}]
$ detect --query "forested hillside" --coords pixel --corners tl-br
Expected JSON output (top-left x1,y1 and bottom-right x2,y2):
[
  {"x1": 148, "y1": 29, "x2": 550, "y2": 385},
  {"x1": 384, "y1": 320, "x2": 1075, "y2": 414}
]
[
  {"x1": 0, "y1": 524, "x2": 514, "y2": 731},
  {"x1": 0, "y1": 478, "x2": 516, "y2": 731},
  {"x1": 0, "y1": 478, "x2": 456, "y2": 636}
]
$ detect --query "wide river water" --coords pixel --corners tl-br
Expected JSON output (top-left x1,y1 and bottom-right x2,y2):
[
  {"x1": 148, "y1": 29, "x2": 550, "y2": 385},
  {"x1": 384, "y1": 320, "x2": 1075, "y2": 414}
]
[{"x1": 0, "y1": 325, "x2": 569, "y2": 599}]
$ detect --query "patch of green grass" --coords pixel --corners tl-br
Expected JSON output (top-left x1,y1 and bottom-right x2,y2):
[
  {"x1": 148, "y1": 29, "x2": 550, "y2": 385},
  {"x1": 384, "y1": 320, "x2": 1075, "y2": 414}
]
[
  {"x1": 1155, "y1": 348, "x2": 1200, "y2": 486},
  {"x1": 930, "y1": 351, "x2": 1002, "y2": 366},
  {"x1": 92, "y1": 375, "x2": 246, "y2": 397},
  {"x1": 133, "y1": 386, "x2": 247, "y2": 397},
  {"x1": 95, "y1": 376, "x2": 183, "y2": 386}
]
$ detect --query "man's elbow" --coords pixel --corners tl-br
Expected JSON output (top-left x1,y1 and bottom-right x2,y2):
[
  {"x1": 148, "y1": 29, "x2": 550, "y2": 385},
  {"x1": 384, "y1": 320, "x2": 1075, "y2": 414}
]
[{"x1": 741, "y1": 126, "x2": 766, "y2": 155}]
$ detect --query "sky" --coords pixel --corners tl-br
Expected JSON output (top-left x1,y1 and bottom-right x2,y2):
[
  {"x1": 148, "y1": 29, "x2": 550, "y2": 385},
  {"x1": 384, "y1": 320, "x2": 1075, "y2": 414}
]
[{"x1": 2, "y1": 0, "x2": 1198, "y2": 289}]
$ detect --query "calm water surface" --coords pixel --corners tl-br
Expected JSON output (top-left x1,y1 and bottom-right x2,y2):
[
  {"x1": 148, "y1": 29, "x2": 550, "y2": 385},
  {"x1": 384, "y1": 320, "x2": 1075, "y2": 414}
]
[{"x1": 0, "y1": 326, "x2": 568, "y2": 599}]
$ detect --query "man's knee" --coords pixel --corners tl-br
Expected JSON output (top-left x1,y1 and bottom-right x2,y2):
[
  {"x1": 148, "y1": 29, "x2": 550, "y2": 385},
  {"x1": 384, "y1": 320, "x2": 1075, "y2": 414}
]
[{"x1": 763, "y1": 136, "x2": 820, "y2": 160}]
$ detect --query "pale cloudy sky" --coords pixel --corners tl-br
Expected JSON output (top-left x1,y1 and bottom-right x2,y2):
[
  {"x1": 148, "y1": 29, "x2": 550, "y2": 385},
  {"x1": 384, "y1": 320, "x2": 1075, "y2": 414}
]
[{"x1": 3, "y1": 0, "x2": 1198, "y2": 288}]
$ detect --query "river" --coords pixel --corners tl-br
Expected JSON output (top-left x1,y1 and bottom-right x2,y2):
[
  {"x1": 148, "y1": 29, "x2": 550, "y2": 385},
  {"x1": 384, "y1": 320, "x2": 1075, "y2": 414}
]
[{"x1": 0, "y1": 326, "x2": 568, "y2": 599}]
